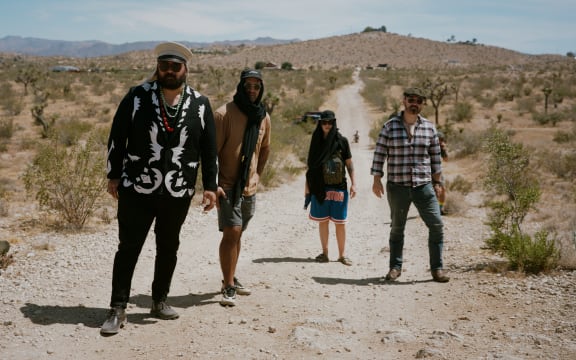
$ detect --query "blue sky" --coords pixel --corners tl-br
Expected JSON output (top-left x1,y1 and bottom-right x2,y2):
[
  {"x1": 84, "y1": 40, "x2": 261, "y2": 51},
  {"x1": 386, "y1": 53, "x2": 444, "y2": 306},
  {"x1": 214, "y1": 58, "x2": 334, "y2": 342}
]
[{"x1": 1, "y1": 0, "x2": 574, "y2": 55}]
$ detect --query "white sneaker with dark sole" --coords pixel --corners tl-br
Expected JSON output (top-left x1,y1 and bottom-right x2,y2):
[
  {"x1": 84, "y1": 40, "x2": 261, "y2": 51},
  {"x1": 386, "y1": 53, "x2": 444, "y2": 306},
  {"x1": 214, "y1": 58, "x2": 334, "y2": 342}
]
[{"x1": 220, "y1": 285, "x2": 237, "y2": 307}]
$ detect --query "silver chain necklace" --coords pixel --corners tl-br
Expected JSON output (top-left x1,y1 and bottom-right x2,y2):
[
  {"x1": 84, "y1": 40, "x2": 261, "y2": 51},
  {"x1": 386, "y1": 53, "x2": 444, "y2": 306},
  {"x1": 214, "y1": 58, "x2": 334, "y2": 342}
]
[{"x1": 160, "y1": 88, "x2": 185, "y2": 119}]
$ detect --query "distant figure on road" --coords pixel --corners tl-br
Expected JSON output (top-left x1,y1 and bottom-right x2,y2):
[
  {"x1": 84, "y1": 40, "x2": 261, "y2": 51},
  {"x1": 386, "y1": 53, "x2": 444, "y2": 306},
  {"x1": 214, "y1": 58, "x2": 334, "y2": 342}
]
[
  {"x1": 353, "y1": 130, "x2": 359, "y2": 143},
  {"x1": 370, "y1": 87, "x2": 449, "y2": 283},
  {"x1": 305, "y1": 110, "x2": 357, "y2": 266}
]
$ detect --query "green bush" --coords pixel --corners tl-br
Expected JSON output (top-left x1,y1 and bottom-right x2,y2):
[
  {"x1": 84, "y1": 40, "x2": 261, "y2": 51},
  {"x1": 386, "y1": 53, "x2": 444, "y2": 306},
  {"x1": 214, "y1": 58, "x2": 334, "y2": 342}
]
[
  {"x1": 503, "y1": 230, "x2": 559, "y2": 274},
  {"x1": 22, "y1": 135, "x2": 107, "y2": 230},
  {"x1": 482, "y1": 128, "x2": 559, "y2": 273}
]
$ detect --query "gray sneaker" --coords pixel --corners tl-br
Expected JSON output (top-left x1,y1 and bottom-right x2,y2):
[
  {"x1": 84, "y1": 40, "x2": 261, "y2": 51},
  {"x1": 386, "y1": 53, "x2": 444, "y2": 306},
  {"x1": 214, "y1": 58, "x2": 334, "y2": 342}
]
[
  {"x1": 150, "y1": 301, "x2": 179, "y2": 320},
  {"x1": 100, "y1": 306, "x2": 126, "y2": 335},
  {"x1": 234, "y1": 277, "x2": 252, "y2": 296}
]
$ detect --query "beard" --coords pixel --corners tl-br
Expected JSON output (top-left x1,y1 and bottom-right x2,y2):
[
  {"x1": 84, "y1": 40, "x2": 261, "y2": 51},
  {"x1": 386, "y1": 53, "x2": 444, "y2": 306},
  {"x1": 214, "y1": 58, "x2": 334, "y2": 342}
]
[
  {"x1": 157, "y1": 72, "x2": 186, "y2": 90},
  {"x1": 407, "y1": 105, "x2": 420, "y2": 114}
]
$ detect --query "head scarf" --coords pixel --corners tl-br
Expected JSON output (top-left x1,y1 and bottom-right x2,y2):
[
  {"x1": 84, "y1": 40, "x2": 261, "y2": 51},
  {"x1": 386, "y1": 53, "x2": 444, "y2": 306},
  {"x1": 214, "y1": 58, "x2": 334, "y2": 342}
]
[
  {"x1": 306, "y1": 116, "x2": 342, "y2": 203},
  {"x1": 232, "y1": 71, "x2": 267, "y2": 201}
]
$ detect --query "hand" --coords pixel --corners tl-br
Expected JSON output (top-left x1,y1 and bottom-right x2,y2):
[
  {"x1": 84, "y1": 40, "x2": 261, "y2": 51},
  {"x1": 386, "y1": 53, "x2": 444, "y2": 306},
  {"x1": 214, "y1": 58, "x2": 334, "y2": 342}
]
[
  {"x1": 215, "y1": 187, "x2": 226, "y2": 209},
  {"x1": 372, "y1": 178, "x2": 384, "y2": 198},
  {"x1": 202, "y1": 190, "x2": 217, "y2": 212},
  {"x1": 303, "y1": 193, "x2": 311, "y2": 210},
  {"x1": 349, "y1": 185, "x2": 357, "y2": 199},
  {"x1": 107, "y1": 179, "x2": 120, "y2": 200}
]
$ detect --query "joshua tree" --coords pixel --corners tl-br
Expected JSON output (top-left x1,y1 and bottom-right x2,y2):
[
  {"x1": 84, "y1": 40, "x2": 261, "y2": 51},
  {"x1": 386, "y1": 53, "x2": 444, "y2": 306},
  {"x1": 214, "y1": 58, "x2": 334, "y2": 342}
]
[{"x1": 422, "y1": 78, "x2": 450, "y2": 124}]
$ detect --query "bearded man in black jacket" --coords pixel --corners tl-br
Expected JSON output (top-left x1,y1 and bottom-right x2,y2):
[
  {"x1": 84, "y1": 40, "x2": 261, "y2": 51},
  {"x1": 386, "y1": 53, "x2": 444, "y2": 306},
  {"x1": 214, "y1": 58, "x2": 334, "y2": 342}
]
[{"x1": 101, "y1": 41, "x2": 218, "y2": 335}]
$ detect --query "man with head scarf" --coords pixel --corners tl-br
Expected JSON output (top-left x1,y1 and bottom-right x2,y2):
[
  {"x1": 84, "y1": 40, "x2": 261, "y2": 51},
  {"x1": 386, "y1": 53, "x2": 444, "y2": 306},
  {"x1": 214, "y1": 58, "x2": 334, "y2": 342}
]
[
  {"x1": 305, "y1": 110, "x2": 356, "y2": 266},
  {"x1": 371, "y1": 87, "x2": 449, "y2": 283},
  {"x1": 101, "y1": 41, "x2": 218, "y2": 334},
  {"x1": 214, "y1": 68, "x2": 271, "y2": 306}
]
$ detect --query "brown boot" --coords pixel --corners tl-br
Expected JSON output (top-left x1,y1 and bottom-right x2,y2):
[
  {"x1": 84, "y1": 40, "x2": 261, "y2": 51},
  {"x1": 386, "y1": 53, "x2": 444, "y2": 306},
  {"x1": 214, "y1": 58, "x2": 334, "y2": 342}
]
[
  {"x1": 385, "y1": 268, "x2": 402, "y2": 281},
  {"x1": 431, "y1": 269, "x2": 450, "y2": 283}
]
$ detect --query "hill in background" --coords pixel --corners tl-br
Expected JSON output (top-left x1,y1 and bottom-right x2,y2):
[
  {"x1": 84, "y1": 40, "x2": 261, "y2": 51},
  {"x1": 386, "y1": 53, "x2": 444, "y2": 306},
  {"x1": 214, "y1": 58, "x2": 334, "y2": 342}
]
[
  {"x1": 0, "y1": 35, "x2": 298, "y2": 57},
  {"x1": 1, "y1": 32, "x2": 571, "y2": 71}
]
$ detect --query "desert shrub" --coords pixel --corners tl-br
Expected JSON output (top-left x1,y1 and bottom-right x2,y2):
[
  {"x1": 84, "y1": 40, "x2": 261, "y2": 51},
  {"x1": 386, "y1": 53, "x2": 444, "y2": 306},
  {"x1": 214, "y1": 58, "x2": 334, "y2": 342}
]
[
  {"x1": 448, "y1": 175, "x2": 473, "y2": 195},
  {"x1": 450, "y1": 101, "x2": 474, "y2": 123},
  {"x1": 0, "y1": 181, "x2": 7, "y2": 217},
  {"x1": 0, "y1": 253, "x2": 14, "y2": 270},
  {"x1": 0, "y1": 83, "x2": 24, "y2": 115},
  {"x1": 0, "y1": 118, "x2": 14, "y2": 139},
  {"x1": 483, "y1": 128, "x2": 559, "y2": 273},
  {"x1": 516, "y1": 97, "x2": 537, "y2": 114},
  {"x1": 541, "y1": 151, "x2": 576, "y2": 180},
  {"x1": 501, "y1": 230, "x2": 559, "y2": 274},
  {"x1": 450, "y1": 129, "x2": 484, "y2": 158},
  {"x1": 22, "y1": 135, "x2": 107, "y2": 230},
  {"x1": 478, "y1": 94, "x2": 497, "y2": 109},
  {"x1": 553, "y1": 129, "x2": 576, "y2": 143},
  {"x1": 51, "y1": 118, "x2": 93, "y2": 146},
  {"x1": 361, "y1": 78, "x2": 388, "y2": 111},
  {"x1": 442, "y1": 191, "x2": 466, "y2": 216},
  {"x1": 498, "y1": 88, "x2": 515, "y2": 101},
  {"x1": 532, "y1": 112, "x2": 562, "y2": 126}
]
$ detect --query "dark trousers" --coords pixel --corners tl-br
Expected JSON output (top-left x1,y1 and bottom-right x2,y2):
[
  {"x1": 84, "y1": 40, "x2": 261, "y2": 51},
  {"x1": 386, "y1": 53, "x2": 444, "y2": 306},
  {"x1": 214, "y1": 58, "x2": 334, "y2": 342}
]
[
  {"x1": 386, "y1": 182, "x2": 444, "y2": 271},
  {"x1": 110, "y1": 192, "x2": 191, "y2": 308}
]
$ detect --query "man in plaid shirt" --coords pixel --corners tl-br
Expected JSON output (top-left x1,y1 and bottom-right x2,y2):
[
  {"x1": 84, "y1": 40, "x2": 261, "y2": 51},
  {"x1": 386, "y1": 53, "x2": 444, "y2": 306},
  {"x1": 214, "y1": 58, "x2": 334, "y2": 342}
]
[{"x1": 371, "y1": 87, "x2": 450, "y2": 283}]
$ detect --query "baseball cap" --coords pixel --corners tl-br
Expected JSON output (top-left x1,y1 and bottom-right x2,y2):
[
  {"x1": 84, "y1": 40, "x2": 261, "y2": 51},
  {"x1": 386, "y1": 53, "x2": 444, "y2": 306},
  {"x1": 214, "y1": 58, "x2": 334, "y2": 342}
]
[{"x1": 240, "y1": 68, "x2": 262, "y2": 80}]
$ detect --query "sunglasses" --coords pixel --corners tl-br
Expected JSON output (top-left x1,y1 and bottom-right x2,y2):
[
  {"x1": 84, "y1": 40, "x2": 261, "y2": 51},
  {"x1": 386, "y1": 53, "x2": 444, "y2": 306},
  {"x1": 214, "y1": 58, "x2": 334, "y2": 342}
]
[
  {"x1": 244, "y1": 83, "x2": 261, "y2": 91},
  {"x1": 320, "y1": 120, "x2": 334, "y2": 125},
  {"x1": 406, "y1": 97, "x2": 424, "y2": 104},
  {"x1": 158, "y1": 61, "x2": 183, "y2": 72}
]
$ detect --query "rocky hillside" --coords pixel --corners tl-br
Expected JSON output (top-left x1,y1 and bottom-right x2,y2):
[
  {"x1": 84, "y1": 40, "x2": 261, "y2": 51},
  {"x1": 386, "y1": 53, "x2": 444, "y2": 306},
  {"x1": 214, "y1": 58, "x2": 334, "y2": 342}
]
[{"x1": 9, "y1": 32, "x2": 569, "y2": 72}]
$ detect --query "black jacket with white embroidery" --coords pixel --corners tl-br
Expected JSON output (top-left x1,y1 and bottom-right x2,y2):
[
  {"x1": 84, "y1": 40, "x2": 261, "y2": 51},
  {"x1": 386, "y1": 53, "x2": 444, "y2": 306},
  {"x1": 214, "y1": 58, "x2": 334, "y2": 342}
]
[{"x1": 106, "y1": 81, "x2": 218, "y2": 197}]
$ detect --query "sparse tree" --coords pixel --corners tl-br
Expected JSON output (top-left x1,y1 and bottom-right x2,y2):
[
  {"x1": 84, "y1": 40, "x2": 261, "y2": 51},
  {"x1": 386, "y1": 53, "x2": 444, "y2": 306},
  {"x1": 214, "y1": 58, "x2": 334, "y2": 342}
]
[
  {"x1": 422, "y1": 78, "x2": 450, "y2": 124},
  {"x1": 31, "y1": 88, "x2": 54, "y2": 138},
  {"x1": 262, "y1": 92, "x2": 279, "y2": 114},
  {"x1": 15, "y1": 67, "x2": 42, "y2": 95},
  {"x1": 543, "y1": 87, "x2": 552, "y2": 114}
]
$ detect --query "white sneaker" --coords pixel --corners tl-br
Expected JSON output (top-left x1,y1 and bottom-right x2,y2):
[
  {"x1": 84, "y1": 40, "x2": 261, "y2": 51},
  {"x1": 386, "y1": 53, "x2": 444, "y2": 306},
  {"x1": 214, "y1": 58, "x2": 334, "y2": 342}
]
[
  {"x1": 220, "y1": 285, "x2": 236, "y2": 306},
  {"x1": 234, "y1": 277, "x2": 252, "y2": 296}
]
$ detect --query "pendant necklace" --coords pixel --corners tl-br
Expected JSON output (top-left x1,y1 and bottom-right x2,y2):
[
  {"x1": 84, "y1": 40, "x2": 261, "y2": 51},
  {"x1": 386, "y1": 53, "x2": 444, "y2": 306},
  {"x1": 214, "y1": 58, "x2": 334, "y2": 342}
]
[{"x1": 159, "y1": 88, "x2": 184, "y2": 132}]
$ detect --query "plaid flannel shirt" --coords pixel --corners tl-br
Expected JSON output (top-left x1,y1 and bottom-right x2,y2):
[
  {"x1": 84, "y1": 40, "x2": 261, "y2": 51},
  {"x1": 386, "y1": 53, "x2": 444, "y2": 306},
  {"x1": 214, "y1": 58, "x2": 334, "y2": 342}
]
[{"x1": 370, "y1": 113, "x2": 442, "y2": 187}]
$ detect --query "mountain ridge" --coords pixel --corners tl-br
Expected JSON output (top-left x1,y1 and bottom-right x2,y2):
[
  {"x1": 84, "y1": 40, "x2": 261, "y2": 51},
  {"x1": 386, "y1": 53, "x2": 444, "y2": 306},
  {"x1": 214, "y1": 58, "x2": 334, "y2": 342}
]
[{"x1": 0, "y1": 35, "x2": 299, "y2": 57}]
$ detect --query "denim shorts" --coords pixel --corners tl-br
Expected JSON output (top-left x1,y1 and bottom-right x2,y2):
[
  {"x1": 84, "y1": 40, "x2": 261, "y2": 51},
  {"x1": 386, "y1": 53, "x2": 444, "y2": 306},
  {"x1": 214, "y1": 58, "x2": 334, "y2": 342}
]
[{"x1": 217, "y1": 190, "x2": 256, "y2": 231}]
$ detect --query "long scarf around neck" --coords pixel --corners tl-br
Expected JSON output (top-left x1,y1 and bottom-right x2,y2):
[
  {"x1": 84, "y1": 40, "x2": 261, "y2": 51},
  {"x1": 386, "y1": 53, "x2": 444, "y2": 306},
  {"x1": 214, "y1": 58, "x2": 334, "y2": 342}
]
[
  {"x1": 232, "y1": 79, "x2": 266, "y2": 201},
  {"x1": 306, "y1": 120, "x2": 341, "y2": 203}
]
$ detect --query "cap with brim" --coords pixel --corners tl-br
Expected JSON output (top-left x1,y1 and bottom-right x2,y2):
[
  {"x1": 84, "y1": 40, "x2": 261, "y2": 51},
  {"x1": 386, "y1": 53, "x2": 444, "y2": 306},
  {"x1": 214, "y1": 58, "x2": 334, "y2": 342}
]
[
  {"x1": 403, "y1": 87, "x2": 426, "y2": 98},
  {"x1": 241, "y1": 68, "x2": 262, "y2": 80},
  {"x1": 154, "y1": 41, "x2": 193, "y2": 64}
]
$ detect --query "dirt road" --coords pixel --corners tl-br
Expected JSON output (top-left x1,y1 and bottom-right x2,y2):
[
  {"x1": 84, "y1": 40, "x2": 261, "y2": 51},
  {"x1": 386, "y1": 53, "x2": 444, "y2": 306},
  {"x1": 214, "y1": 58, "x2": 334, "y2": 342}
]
[{"x1": 1, "y1": 71, "x2": 575, "y2": 359}]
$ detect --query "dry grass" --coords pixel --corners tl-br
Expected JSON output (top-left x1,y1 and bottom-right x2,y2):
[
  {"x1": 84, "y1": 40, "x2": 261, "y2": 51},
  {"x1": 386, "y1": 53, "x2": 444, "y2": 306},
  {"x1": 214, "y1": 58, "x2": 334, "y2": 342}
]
[{"x1": 0, "y1": 32, "x2": 574, "y2": 267}]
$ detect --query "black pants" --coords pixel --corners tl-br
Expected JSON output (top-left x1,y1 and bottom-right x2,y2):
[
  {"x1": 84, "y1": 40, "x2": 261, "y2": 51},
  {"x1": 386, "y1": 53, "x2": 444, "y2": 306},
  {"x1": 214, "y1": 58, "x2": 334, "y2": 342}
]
[{"x1": 109, "y1": 192, "x2": 192, "y2": 308}]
